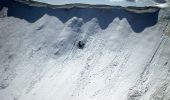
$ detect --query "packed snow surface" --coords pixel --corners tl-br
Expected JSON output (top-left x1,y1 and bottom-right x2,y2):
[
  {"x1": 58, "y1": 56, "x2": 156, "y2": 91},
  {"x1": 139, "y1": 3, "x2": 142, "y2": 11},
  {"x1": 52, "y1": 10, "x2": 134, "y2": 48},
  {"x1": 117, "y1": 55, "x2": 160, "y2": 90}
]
[
  {"x1": 0, "y1": 1, "x2": 170, "y2": 100},
  {"x1": 30, "y1": 0, "x2": 170, "y2": 7}
]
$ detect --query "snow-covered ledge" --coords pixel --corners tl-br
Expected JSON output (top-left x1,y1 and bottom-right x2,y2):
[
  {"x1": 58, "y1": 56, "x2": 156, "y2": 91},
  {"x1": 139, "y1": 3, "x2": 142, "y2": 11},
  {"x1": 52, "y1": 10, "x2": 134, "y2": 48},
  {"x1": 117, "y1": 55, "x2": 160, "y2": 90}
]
[
  {"x1": 14, "y1": 0, "x2": 164, "y2": 14},
  {"x1": 16, "y1": 0, "x2": 170, "y2": 8}
]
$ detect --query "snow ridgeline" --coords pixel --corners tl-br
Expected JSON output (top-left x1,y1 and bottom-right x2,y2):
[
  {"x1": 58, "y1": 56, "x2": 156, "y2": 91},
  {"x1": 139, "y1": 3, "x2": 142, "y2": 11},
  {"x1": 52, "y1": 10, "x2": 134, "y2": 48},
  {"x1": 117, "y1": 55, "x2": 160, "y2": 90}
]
[
  {"x1": 14, "y1": 0, "x2": 161, "y2": 13},
  {"x1": 15, "y1": 0, "x2": 170, "y2": 8},
  {"x1": 0, "y1": 1, "x2": 170, "y2": 100}
]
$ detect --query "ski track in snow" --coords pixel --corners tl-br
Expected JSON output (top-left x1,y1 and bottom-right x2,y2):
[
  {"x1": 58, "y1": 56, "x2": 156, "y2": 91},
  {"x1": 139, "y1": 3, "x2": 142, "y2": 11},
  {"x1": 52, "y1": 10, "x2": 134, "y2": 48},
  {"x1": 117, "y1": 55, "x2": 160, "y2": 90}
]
[{"x1": 0, "y1": 4, "x2": 170, "y2": 100}]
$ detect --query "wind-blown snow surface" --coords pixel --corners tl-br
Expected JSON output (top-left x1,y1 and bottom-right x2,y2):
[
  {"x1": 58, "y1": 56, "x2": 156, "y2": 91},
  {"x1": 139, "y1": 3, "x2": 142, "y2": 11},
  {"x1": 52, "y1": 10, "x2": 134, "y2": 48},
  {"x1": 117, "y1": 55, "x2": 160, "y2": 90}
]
[
  {"x1": 31, "y1": 0, "x2": 170, "y2": 7},
  {"x1": 0, "y1": 3, "x2": 170, "y2": 100}
]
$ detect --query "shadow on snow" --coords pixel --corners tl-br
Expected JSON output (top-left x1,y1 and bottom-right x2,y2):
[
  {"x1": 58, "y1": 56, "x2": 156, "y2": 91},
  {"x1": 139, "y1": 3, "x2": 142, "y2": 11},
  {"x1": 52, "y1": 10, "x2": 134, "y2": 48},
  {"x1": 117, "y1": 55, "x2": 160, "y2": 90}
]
[{"x1": 1, "y1": 0, "x2": 159, "y2": 33}]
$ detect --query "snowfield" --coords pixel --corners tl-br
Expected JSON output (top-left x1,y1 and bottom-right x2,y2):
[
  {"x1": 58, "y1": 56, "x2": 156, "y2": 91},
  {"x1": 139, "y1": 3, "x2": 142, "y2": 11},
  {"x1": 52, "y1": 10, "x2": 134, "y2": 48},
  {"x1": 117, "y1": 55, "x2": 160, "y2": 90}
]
[
  {"x1": 0, "y1": 1, "x2": 170, "y2": 100},
  {"x1": 28, "y1": 0, "x2": 170, "y2": 7}
]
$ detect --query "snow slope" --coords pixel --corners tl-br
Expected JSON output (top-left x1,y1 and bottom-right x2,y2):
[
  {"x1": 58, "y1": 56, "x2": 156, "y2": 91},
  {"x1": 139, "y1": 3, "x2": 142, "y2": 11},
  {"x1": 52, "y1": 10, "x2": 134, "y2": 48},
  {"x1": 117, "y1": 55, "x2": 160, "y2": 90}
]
[
  {"x1": 0, "y1": 1, "x2": 170, "y2": 100},
  {"x1": 20, "y1": 0, "x2": 170, "y2": 7}
]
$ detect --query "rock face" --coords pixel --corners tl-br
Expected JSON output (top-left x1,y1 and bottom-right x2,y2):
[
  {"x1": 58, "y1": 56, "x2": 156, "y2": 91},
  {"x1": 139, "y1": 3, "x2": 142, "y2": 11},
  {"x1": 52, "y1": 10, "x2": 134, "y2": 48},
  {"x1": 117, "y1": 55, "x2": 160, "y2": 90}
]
[{"x1": 0, "y1": 1, "x2": 170, "y2": 100}]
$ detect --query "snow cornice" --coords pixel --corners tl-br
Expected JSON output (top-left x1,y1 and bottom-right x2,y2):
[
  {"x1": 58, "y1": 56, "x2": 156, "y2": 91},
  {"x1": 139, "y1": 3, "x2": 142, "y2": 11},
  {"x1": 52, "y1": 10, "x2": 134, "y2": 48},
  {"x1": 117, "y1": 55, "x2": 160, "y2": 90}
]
[{"x1": 14, "y1": 0, "x2": 162, "y2": 13}]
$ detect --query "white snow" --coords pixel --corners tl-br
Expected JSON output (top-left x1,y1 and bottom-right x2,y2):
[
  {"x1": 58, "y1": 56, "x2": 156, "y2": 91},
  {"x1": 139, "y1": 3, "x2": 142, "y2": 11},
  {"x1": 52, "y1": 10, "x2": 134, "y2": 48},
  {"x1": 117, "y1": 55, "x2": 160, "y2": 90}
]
[
  {"x1": 30, "y1": 0, "x2": 170, "y2": 7},
  {"x1": 0, "y1": 4, "x2": 170, "y2": 100}
]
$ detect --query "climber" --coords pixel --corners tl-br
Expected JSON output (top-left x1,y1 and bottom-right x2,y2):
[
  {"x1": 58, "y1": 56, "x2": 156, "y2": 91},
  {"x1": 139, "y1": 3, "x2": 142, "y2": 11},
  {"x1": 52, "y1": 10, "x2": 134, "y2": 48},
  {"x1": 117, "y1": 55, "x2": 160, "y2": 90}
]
[{"x1": 78, "y1": 41, "x2": 85, "y2": 49}]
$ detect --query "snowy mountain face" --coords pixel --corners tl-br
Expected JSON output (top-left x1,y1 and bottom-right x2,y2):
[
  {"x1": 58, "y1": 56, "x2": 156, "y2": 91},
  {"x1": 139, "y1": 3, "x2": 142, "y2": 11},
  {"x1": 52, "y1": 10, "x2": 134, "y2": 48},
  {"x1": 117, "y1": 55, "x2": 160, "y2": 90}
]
[
  {"x1": 0, "y1": 0, "x2": 170, "y2": 100},
  {"x1": 26, "y1": 0, "x2": 170, "y2": 7}
]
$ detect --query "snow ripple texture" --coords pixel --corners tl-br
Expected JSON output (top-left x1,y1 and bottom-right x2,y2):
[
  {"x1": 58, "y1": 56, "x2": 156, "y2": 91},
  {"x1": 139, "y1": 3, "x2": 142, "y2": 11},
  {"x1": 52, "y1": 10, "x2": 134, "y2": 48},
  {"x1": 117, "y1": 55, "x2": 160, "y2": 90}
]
[{"x1": 0, "y1": 3, "x2": 170, "y2": 100}]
